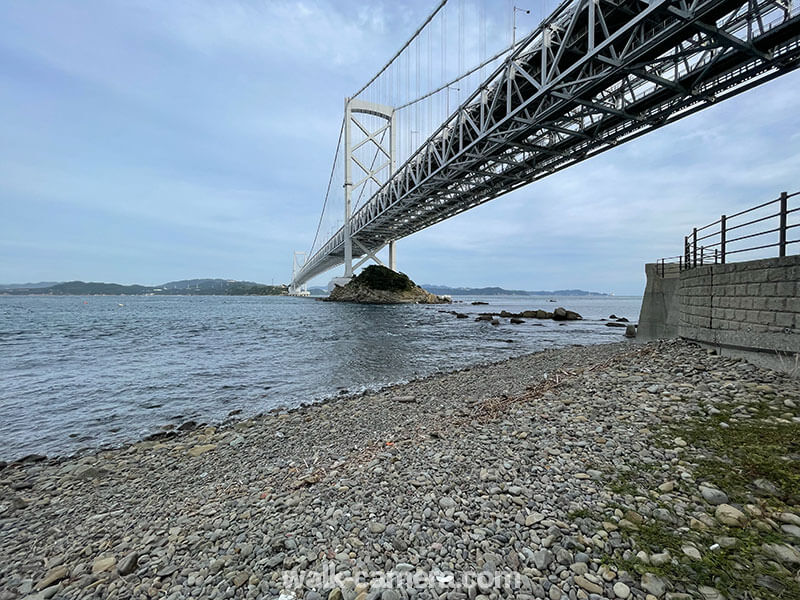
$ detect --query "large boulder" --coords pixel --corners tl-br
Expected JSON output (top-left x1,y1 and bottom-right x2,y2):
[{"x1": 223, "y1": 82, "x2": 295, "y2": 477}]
[
  {"x1": 520, "y1": 308, "x2": 581, "y2": 320},
  {"x1": 552, "y1": 307, "x2": 582, "y2": 321},
  {"x1": 521, "y1": 309, "x2": 553, "y2": 318},
  {"x1": 326, "y1": 265, "x2": 451, "y2": 305}
]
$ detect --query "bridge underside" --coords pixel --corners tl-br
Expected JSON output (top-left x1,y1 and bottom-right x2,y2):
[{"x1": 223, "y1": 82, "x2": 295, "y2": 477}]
[{"x1": 293, "y1": 0, "x2": 800, "y2": 288}]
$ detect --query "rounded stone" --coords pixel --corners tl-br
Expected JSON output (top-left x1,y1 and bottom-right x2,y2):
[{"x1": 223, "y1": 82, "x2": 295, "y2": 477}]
[
  {"x1": 613, "y1": 581, "x2": 630, "y2": 599},
  {"x1": 699, "y1": 485, "x2": 728, "y2": 506}
]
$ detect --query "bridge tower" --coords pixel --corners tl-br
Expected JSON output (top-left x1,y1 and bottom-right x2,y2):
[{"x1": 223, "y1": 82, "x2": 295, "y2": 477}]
[
  {"x1": 343, "y1": 97, "x2": 396, "y2": 279},
  {"x1": 288, "y1": 251, "x2": 310, "y2": 296}
]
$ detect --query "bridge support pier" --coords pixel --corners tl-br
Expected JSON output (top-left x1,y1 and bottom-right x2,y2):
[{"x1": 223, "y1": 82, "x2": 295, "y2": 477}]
[
  {"x1": 388, "y1": 240, "x2": 396, "y2": 271},
  {"x1": 289, "y1": 251, "x2": 310, "y2": 296}
]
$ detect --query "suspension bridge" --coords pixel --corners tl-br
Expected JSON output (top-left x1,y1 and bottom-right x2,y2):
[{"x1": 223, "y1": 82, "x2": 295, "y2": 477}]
[{"x1": 289, "y1": 0, "x2": 800, "y2": 294}]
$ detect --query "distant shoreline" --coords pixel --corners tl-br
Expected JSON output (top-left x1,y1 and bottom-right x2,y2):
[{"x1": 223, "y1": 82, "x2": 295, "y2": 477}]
[
  {"x1": 0, "y1": 279, "x2": 286, "y2": 297},
  {"x1": 421, "y1": 285, "x2": 611, "y2": 297},
  {"x1": 1, "y1": 280, "x2": 612, "y2": 298},
  {"x1": 0, "y1": 292, "x2": 286, "y2": 297},
  {"x1": 0, "y1": 292, "x2": 640, "y2": 299}
]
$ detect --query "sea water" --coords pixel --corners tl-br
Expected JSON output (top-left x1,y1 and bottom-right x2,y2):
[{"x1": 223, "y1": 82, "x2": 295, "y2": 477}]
[{"x1": 0, "y1": 294, "x2": 641, "y2": 460}]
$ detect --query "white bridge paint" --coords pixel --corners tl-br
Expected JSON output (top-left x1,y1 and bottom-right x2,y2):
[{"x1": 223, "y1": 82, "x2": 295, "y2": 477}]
[{"x1": 291, "y1": 0, "x2": 800, "y2": 292}]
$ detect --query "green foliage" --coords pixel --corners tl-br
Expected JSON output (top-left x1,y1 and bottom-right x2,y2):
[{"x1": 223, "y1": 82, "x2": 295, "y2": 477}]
[
  {"x1": 608, "y1": 476, "x2": 640, "y2": 496},
  {"x1": 48, "y1": 281, "x2": 151, "y2": 295},
  {"x1": 223, "y1": 284, "x2": 285, "y2": 296},
  {"x1": 604, "y1": 393, "x2": 800, "y2": 599},
  {"x1": 354, "y1": 265, "x2": 415, "y2": 292},
  {"x1": 567, "y1": 508, "x2": 593, "y2": 519},
  {"x1": 611, "y1": 520, "x2": 797, "y2": 599},
  {"x1": 675, "y1": 403, "x2": 800, "y2": 505},
  {"x1": 6, "y1": 279, "x2": 287, "y2": 296}
]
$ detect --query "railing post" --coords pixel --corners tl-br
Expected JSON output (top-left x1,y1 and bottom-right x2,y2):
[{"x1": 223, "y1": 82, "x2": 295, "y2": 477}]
[
  {"x1": 684, "y1": 236, "x2": 690, "y2": 269},
  {"x1": 720, "y1": 214, "x2": 726, "y2": 264},
  {"x1": 779, "y1": 191, "x2": 788, "y2": 257},
  {"x1": 714, "y1": 248, "x2": 718, "y2": 264},
  {"x1": 700, "y1": 245, "x2": 704, "y2": 266},
  {"x1": 693, "y1": 228, "x2": 698, "y2": 268},
  {"x1": 661, "y1": 258, "x2": 665, "y2": 277},
  {"x1": 679, "y1": 255, "x2": 683, "y2": 272}
]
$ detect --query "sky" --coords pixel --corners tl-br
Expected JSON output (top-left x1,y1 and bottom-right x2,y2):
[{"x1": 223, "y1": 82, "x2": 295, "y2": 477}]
[{"x1": 1, "y1": 1, "x2": 799, "y2": 296}]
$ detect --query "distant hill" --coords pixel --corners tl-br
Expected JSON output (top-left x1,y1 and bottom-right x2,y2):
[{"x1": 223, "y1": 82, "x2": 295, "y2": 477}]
[
  {"x1": 160, "y1": 278, "x2": 254, "y2": 292},
  {"x1": 0, "y1": 281, "x2": 59, "y2": 290},
  {"x1": 311, "y1": 281, "x2": 609, "y2": 297},
  {"x1": 156, "y1": 279, "x2": 286, "y2": 295},
  {"x1": 1, "y1": 278, "x2": 287, "y2": 296},
  {"x1": 421, "y1": 285, "x2": 609, "y2": 297},
  {"x1": 2, "y1": 278, "x2": 607, "y2": 297},
  {"x1": 48, "y1": 281, "x2": 153, "y2": 295}
]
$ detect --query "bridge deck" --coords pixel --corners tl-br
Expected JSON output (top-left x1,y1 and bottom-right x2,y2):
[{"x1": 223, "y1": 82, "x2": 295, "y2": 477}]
[{"x1": 294, "y1": 0, "x2": 800, "y2": 286}]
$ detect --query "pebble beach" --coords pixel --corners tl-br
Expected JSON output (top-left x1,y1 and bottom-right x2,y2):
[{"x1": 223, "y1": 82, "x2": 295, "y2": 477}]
[{"x1": 2, "y1": 340, "x2": 799, "y2": 600}]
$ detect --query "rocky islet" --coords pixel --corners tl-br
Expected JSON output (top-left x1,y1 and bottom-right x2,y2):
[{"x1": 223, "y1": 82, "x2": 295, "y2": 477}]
[{"x1": 324, "y1": 266, "x2": 450, "y2": 305}]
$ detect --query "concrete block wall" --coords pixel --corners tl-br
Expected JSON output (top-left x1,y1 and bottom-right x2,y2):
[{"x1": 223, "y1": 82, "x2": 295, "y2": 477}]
[
  {"x1": 638, "y1": 255, "x2": 799, "y2": 372},
  {"x1": 678, "y1": 256, "x2": 800, "y2": 345}
]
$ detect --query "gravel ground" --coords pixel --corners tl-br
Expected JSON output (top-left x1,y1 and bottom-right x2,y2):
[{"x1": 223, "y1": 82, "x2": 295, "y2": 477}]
[{"x1": 1, "y1": 340, "x2": 799, "y2": 600}]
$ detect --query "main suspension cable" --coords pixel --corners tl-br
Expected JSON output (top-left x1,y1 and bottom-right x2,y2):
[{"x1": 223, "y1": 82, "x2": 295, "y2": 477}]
[
  {"x1": 395, "y1": 41, "x2": 520, "y2": 111},
  {"x1": 352, "y1": 0, "x2": 448, "y2": 99},
  {"x1": 308, "y1": 117, "x2": 345, "y2": 258}
]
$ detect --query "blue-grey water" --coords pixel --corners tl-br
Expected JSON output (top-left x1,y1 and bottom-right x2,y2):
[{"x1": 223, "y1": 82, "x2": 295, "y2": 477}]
[{"x1": 0, "y1": 295, "x2": 641, "y2": 461}]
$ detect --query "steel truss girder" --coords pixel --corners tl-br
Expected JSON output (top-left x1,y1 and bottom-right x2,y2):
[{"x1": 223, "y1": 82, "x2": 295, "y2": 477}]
[{"x1": 293, "y1": 0, "x2": 800, "y2": 288}]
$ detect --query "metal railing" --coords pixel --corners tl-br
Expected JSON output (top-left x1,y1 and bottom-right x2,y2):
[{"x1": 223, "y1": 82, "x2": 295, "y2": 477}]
[{"x1": 656, "y1": 191, "x2": 800, "y2": 277}]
